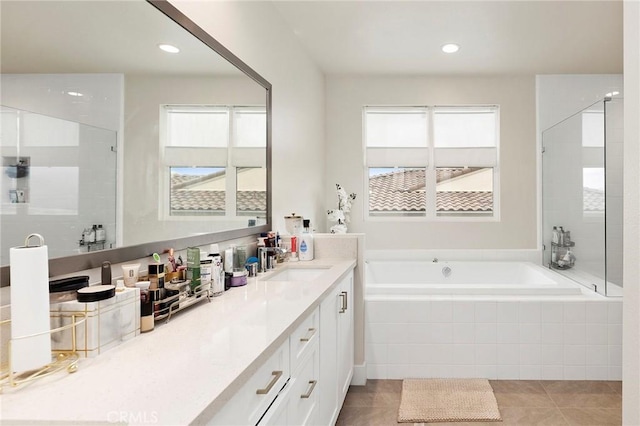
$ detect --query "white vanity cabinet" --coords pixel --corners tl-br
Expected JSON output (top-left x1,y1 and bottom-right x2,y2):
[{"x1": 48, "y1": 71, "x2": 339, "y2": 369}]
[{"x1": 318, "y1": 271, "x2": 355, "y2": 426}]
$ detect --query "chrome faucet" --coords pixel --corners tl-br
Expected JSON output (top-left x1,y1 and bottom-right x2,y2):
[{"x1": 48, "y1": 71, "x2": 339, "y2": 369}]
[
  {"x1": 258, "y1": 247, "x2": 288, "y2": 273},
  {"x1": 432, "y1": 257, "x2": 438, "y2": 263}
]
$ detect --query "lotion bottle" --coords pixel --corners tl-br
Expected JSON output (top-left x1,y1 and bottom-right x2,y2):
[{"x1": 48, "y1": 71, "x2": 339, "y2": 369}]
[{"x1": 298, "y1": 219, "x2": 314, "y2": 261}]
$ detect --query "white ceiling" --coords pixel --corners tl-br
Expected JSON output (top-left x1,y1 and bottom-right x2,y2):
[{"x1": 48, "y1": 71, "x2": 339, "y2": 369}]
[
  {"x1": 0, "y1": 0, "x2": 241, "y2": 76},
  {"x1": 271, "y1": 0, "x2": 623, "y2": 75}
]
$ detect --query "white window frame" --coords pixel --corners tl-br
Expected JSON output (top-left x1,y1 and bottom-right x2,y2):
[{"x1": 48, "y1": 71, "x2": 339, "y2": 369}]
[
  {"x1": 159, "y1": 104, "x2": 266, "y2": 221},
  {"x1": 363, "y1": 105, "x2": 500, "y2": 222}
]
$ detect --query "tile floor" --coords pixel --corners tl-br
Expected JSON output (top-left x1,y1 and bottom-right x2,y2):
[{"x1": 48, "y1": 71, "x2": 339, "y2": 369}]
[{"x1": 336, "y1": 380, "x2": 622, "y2": 426}]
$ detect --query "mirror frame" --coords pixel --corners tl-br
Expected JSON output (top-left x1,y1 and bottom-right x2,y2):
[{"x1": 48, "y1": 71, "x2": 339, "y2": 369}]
[{"x1": 0, "y1": 0, "x2": 272, "y2": 286}]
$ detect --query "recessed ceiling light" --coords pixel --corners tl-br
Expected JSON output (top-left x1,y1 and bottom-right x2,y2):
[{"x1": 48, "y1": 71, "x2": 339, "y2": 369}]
[
  {"x1": 67, "y1": 91, "x2": 83, "y2": 97},
  {"x1": 158, "y1": 44, "x2": 180, "y2": 54},
  {"x1": 441, "y1": 43, "x2": 460, "y2": 54}
]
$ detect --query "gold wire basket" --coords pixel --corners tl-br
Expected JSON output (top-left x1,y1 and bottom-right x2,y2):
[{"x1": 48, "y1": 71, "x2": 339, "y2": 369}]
[{"x1": 0, "y1": 312, "x2": 86, "y2": 391}]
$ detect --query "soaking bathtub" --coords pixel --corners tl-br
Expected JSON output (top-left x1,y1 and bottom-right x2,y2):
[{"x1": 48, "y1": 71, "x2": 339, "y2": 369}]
[
  {"x1": 366, "y1": 260, "x2": 584, "y2": 297},
  {"x1": 364, "y1": 259, "x2": 623, "y2": 381}
]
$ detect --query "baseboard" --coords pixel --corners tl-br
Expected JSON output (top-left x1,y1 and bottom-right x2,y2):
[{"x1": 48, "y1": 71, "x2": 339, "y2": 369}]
[{"x1": 351, "y1": 363, "x2": 367, "y2": 386}]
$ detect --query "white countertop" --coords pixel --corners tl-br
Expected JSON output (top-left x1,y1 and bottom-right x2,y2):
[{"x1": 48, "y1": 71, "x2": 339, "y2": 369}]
[{"x1": 1, "y1": 259, "x2": 356, "y2": 425}]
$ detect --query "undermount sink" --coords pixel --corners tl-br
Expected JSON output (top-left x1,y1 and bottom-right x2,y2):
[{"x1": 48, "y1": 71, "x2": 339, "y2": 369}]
[{"x1": 263, "y1": 267, "x2": 329, "y2": 282}]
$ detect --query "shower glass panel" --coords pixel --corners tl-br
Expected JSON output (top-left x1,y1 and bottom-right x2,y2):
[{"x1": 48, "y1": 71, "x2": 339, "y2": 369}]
[{"x1": 542, "y1": 98, "x2": 623, "y2": 296}]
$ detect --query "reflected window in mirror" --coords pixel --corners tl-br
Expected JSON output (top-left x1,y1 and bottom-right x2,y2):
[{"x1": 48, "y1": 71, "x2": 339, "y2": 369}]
[{"x1": 160, "y1": 104, "x2": 266, "y2": 220}]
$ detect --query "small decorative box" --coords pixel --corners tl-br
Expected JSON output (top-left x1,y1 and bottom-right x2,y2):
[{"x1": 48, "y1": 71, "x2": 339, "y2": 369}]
[{"x1": 49, "y1": 287, "x2": 140, "y2": 357}]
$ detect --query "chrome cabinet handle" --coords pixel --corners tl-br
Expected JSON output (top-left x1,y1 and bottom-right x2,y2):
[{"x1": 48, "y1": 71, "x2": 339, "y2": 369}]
[
  {"x1": 339, "y1": 291, "x2": 348, "y2": 313},
  {"x1": 256, "y1": 370, "x2": 283, "y2": 395},
  {"x1": 300, "y1": 327, "x2": 316, "y2": 342},
  {"x1": 300, "y1": 380, "x2": 317, "y2": 399}
]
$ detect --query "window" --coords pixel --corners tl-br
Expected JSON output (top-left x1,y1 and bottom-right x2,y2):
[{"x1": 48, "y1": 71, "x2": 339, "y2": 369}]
[
  {"x1": 364, "y1": 106, "x2": 499, "y2": 219},
  {"x1": 160, "y1": 105, "x2": 266, "y2": 219}
]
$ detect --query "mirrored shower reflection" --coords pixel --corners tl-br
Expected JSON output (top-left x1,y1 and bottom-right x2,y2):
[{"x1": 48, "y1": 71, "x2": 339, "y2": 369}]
[
  {"x1": 542, "y1": 97, "x2": 623, "y2": 296},
  {"x1": 0, "y1": 106, "x2": 117, "y2": 263}
]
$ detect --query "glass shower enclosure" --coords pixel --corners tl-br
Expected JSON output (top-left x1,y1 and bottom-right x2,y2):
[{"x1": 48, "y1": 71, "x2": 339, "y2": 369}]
[{"x1": 541, "y1": 97, "x2": 623, "y2": 296}]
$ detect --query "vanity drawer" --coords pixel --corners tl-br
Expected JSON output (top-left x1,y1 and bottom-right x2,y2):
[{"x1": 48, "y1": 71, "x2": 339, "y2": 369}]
[
  {"x1": 289, "y1": 307, "x2": 319, "y2": 372},
  {"x1": 289, "y1": 344, "x2": 320, "y2": 426},
  {"x1": 209, "y1": 339, "x2": 290, "y2": 425}
]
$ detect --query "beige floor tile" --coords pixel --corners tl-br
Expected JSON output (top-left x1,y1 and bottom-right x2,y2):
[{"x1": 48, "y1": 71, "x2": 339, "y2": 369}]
[
  {"x1": 540, "y1": 380, "x2": 617, "y2": 394},
  {"x1": 559, "y1": 408, "x2": 622, "y2": 426},
  {"x1": 343, "y1": 391, "x2": 401, "y2": 408},
  {"x1": 605, "y1": 381, "x2": 622, "y2": 394},
  {"x1": 548, "y1": 392, "x2": 622, "y2": 409},
  {"x1": 495, "y1": 392, "x2": 556, "y2": 408},
  {"x1": 336, "y1": 406, "x2": 400, "y2": 426},
  {"x1": 499, "y1": 407, "x2": 569, "y2": 425},
  {"x1": 490, "y1": 380, "x2": 546, "y2": 394}
]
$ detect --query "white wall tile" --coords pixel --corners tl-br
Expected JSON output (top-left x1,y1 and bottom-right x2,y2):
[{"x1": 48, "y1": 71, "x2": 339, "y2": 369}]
[
  {"x1": 564, "y1": 366, "x2": 586, "y2": 380},
  {"x1": 608, "y1": 302, "x2": 622, "y2": 324},
  {"x1": 542, "y1": 302, "x2": 563, "y2": 323},
  {"x1": 475, "y1": 302, "x2": 497, "y2": 323},
  {"x1": 609, "y1": 345, "x2": 622, "y2": 366},
  {"x1": 408, "y1": 344, "x2": 436, "y2": 365},
  {"x1": 474, "y1": 365, "x2": 497, "y2": 379},
  {"x1": 453, "y1": 344, "x2": 476, "y2": 365},
  {"x1": 429, "y1": 301, "x2": 453, "y2": 323},
  {"x1": 496, "y1": 344, "x2": 519, "y2": 365},
  {"x1": 448, "y1": 365, "x2": 476, "y2": 378},
  {"x1": 586, "y1": 345, "x2": 608, "y2": 366},
  {"x1": 519, "y1": 302, "x2": 541, "y2": 323},
  {"x1": 585, "y1": 301, "x2": 608, "y2": 323},
  {"x1": 365, "y1": 323, "x2": 389, "y2": 344},
  {"x1": 404, "y1": 302, "x2": 430, "y2": 323},
  {"x1": 563, "y1": 323, "x2": 586, "y2": 345},
  {"x1": 542, "y1": 365, "x2": 564, "y2": 380},
  {"x1": 497, "y1": 323, "x2": 520, "y2": 344},
  {"x1": 520, "y1": 344, "x2": 541, "y2": 365},
  {"x1": 453, "y1": 323, "x2": 475, "y2": 344},
  {"x1": 563, "y1": 302, "x2": 586, "y2": 323},
  {"x1": 386, "y1": 324, "x2": 411, "y2": 344},
  {"x1": 366, "y1": 344, "x2": 388, "y2": 364},
  {"x1": 542, "y1": 323, "x2": 564, "y2": 344},
  {"x1": 496, "y1": 365, "x2": 520, "y2": 379},
  {"x1": 564, "y1": 345, "x2": 586, "y2": 365},
  {"x1": 475, "y1": 323, "x2": 497, "y2": 344},
  {"x1": 475, "y1": 344, "x2": 497, "y2": 365},
  {"x1": 427, "y1": 323, "x2": 454, "y2": 344},
  {"x1": 387, "y1": 364, "x2": 412, "y2": 379},
  {"x1": 452, "y1": 301, "x2": 475, "y2": 323},
  {"x1": 497, "y1": 302, "x2": 519, "y2": 323},
  {"x1": 608, "y1": 324, "x2": 623, "y2": 346},
  {"x1": 585, "y1": 366, "x2": 609, "y2": 380},
  {"x1": 387, "y1": 344, "x2": 410, "y2": 364},
  {"x1": 608, "y1": 366, "x2": 622, "y2": 381},
  {"x1": 367, "y1": 364, "x2": 387, "y2": 379},
  {"x1": 542, "y1": 345, "x2": 564, "y2": 365},
  {"x1": 520, "y1": 323, "x2": 542, "y2": 344},
  {"x1": 585, "y1": 324, "x2": 608, "y2": 345},
  {"x1": 427, "y1": 344, "x2": 453, "y2": 365},
  {"x1": 520, "y1": 365, "x2": 542, "y2": 380}
]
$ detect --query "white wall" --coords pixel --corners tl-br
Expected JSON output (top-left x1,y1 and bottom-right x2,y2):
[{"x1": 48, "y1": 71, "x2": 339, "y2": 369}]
[
  {"x1": 623, "y1": 1, "x2": 640, "y2": 423},
  {"x1": 169, "y1": 0, "x2": 326, "y2": 234},
  {"x1": 325, "y1": 75, "x2": 537, "y2": 250}
]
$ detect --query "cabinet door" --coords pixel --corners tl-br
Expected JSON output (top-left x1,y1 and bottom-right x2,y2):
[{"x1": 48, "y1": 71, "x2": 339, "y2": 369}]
[
  {"x1": 337, "y1": 273, "x2": 354, "y2": 404},
  {"x1": 318, "y1": 283, "x2": 340, "y2": 425}
]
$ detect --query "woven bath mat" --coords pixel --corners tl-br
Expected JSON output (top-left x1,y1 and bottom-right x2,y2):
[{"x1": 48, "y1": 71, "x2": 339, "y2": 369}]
[{"x1": 398, "y1": 378, "x2": 502, "y2": 423}]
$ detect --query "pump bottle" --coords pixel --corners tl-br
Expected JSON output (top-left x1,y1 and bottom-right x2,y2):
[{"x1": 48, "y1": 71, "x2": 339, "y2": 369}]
[{"x1": 298, "y1": 219, "x2": 314, "y2": 261}]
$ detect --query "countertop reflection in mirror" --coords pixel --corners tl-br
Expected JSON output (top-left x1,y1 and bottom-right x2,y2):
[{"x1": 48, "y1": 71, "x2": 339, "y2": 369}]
[{"x1": 0, "y1": 0, "x2": 271, "y2": 284}]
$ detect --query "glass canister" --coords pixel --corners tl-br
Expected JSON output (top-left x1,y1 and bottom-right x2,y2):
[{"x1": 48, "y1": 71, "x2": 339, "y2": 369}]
[{"x1": 233, "y1": 245, "x2": 248, "y2": 272}]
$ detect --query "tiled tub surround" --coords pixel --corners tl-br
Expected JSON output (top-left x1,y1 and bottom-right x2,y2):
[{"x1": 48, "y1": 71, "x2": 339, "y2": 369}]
[
  {"x1": 364, "y1": 255, "x2": 622, "y2": 381},
  {"x1": 366, "y1": 297, "x2": 622, "y2": 381},
  {"x1": 1, "y1": 259, "x2": 356, "y2": 425}
]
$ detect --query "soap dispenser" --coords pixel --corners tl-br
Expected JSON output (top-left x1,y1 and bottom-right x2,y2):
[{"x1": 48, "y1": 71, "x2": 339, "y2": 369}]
[{"x1": 298, "y1": 219, "x2": 314, "y2": 261}]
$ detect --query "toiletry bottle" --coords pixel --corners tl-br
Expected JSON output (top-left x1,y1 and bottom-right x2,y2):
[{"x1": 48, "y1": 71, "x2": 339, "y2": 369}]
[
  {"x1": 208, "y1": 244, "x2": 224, "y2": 296},
  {"x1": 96, "y1": 224, "x2": 106, "y2": 241},
  {"x1": 552, "y1": 226, "x2": 559, "y2": 244},
  {"x1": 298, "y1": 219, "x2": 314, "y2": 261}
]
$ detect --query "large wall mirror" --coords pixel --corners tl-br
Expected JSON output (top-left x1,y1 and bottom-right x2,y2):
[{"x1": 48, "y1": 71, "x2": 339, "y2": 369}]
[{"x1": 0, "y1": 0, "x2": 271, "y2": 283}]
